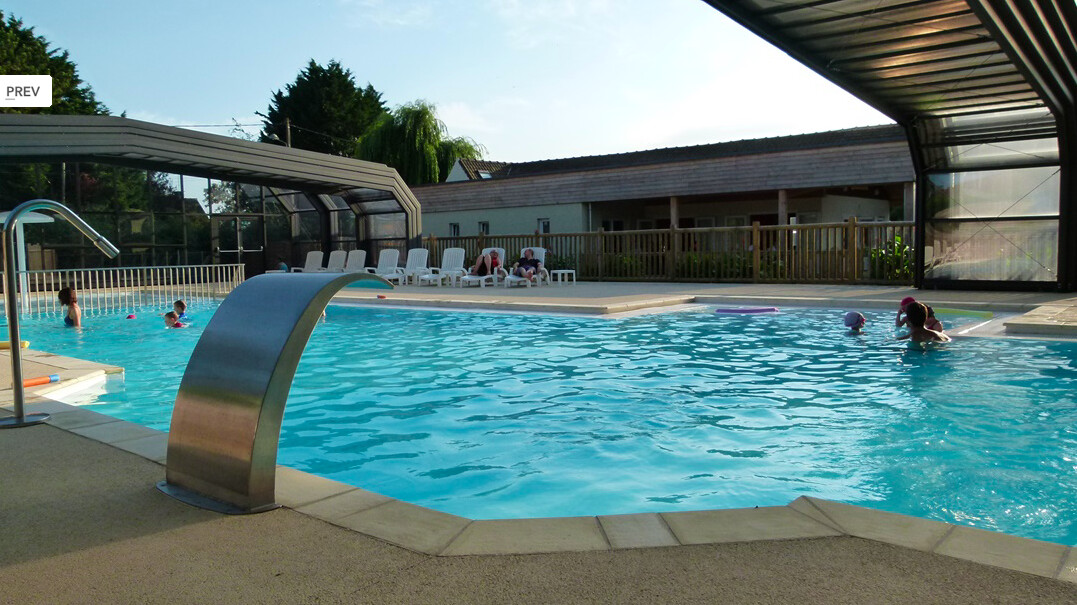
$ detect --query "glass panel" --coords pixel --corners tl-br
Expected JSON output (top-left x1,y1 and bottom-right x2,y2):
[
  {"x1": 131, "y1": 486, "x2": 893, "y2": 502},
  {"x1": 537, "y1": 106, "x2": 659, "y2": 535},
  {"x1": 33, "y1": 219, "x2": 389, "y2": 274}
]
[
  {"x1": 149, "y1": 172, "x2": 184, "y2": 212},
  {"x1": 237, "y1": 184, "x2": 264, "y2": 214},
  {"x1": 207, "y1": 180, "x2": 238, "y2": 214},
  {"x1": 154, "y1": 213, "x2": 184, "y2": 245},
  {"x1": 924, "y1": 219, "x2": 1058, "y2": 281},
  {"x1": 926, "y1": 137, "x2": 1059, "y2": 171},
  {"x1": 120, "y1": 213, "x2": 153, "y2": 245},
  {"x1": 329, "y1": 210, "x2": 355, "y2": 240},
  {"x1": 354, "y1": 199, "x2": 403, "y2": 214},
  {"x1": 324, "y1": 194, "x2": 351, "y2": 210},
  {"x1": 297, "y1": 212, "x2": 322, "y2": 241},
  {"x1": 273, "y1": 189, "x2": 315, "y2": 212},
  {"x1": 365, "y1": 213, "x2": 406, "y2": 239},
  {"x1": 181, "y1": 175, "x2": 211, "y2": 214},
  {"x1": 925, "y1": 166, "x2": 1060, "y2": 219}
]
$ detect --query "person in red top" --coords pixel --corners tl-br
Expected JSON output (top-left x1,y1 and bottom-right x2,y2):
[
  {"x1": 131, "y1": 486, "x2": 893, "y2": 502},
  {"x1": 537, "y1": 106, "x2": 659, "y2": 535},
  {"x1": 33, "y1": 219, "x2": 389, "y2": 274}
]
[
  {"x1": 468, "y1": 250, "x2": 500, "y2": 276},
  {"x1": 164, "y1": 311, "x2": 185, "y2": 328}
]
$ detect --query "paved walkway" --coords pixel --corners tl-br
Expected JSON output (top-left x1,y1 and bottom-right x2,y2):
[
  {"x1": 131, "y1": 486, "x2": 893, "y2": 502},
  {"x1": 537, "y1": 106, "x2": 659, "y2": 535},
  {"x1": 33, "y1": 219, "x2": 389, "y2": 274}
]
[{"x1": 2, "y1": 282, "x2": 1077, "y2": 603}]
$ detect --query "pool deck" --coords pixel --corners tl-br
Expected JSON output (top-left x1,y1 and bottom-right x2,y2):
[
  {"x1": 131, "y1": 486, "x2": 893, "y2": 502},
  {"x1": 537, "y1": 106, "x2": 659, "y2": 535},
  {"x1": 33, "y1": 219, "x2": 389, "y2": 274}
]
[{"x1": 2, "y1": 282, "x2": 1077, "y2": 603}]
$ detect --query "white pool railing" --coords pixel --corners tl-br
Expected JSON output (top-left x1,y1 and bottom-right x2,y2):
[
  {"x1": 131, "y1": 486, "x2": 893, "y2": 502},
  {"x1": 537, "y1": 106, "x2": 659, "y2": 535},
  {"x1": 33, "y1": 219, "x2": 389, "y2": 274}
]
[{"x1": 10, "y1": 264, "x2": 245, "y2": 314}]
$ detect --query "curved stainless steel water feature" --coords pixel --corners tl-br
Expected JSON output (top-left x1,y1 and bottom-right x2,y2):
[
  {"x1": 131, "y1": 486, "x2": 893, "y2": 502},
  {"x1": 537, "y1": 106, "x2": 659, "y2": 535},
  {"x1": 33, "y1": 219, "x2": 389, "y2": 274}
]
[
  {"x1": 158, "y1": 271, "x2": 392, "y2": 513},
  {"x1": 1, "y1": 199, "x2": 120, "y2": 429}
]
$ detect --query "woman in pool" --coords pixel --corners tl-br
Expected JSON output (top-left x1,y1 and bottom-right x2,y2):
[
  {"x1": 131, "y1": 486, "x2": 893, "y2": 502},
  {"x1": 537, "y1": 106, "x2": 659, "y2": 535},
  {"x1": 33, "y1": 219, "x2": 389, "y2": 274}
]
[
  {"x1": 57, "y1": 287, "x2": 81, "y2": 328},
  {"x1": 468, "y1": 250, "x2": 500, "y2": 277},
  {"x1": 897, "y1": 302, "x2": 950, "y2": 343}
]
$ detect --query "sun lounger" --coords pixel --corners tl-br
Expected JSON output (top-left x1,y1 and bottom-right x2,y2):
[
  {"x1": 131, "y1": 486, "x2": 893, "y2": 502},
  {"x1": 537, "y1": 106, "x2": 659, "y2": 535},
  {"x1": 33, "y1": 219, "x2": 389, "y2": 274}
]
[
  {"x1": 290, "y1": 251, "x2": 324, "y2": 273},
  {"x1": 504, "y1": 247, "x2": 550, "y2": 287},
  {"x1": 459, "y1": 247, "x2": 506, "y2": 288},
  {"x1": 417, "y1": 247, "x2": 466, "y2": 287},
  {"x1": 343, "y1": 249, "x2": 367, "y2": 273},
  {"x1": 365, "y1": 249, "x2": 404, "y2": 284}
]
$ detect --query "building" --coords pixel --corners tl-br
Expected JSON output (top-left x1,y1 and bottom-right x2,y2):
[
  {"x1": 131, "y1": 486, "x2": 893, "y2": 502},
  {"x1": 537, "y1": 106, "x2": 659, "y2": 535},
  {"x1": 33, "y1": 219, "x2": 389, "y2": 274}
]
[{"x1": 414, "y1": 125, "x2": 914, "y2": 238}]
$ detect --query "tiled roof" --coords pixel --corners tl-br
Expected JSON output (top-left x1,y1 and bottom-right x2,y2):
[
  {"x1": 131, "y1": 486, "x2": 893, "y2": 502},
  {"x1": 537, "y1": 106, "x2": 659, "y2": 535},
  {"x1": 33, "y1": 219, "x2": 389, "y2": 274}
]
[{"x1": 472, "y1": 125, "x2": 904, "y2": 180}]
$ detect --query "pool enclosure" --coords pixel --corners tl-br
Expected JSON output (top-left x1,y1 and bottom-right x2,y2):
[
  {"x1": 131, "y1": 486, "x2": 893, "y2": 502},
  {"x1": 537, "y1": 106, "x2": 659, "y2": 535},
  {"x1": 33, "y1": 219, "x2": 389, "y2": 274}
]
[
  {"x1": 0, "y1": 115, "x2": 421, "y2": 276},
  {"x1": 706, "y1": 0, "x2": 1076, "y2": 291}
]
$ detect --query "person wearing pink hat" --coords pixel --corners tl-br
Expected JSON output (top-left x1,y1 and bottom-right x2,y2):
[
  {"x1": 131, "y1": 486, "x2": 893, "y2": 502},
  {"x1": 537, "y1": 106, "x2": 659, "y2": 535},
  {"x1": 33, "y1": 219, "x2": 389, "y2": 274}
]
[
  {"x1": 897, "y1": 302, "x2": 950, "y2": 343},
  {"x1": 895, "y1": 296, "x2": 944, "y2": 332}
]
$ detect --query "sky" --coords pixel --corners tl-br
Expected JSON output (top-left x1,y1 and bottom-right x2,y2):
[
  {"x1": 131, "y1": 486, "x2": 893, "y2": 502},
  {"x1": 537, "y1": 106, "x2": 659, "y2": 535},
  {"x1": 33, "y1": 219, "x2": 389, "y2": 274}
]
[{"x1": 4, "y1": 0, "x2": 892, "y2": 163}]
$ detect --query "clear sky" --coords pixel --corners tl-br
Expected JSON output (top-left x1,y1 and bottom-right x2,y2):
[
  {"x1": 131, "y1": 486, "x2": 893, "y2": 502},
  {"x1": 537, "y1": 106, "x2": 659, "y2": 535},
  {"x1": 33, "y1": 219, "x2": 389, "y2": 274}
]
[{"x1": 5, "y1": 0, "x2": 892, "y2": 162}]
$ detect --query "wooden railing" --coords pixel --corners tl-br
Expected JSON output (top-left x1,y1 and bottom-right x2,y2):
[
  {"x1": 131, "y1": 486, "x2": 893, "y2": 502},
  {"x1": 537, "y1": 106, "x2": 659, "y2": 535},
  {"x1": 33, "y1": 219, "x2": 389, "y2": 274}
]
[
  {"x1": 426, "y1": 220, "x2": 914, "y2": 285},
  {"x1": 5, "y1": 264, "x2": 246, "y2": 314}
]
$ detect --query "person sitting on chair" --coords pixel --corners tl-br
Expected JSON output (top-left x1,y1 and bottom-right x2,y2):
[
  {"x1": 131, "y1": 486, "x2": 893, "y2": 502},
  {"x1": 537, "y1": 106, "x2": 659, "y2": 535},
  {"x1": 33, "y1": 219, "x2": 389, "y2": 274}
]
[
  {"x1": 469, "y1": 250, "x2": 500, "y2": 276},
  {"x1": 513, "y1": 248, "x2": 543, "y2": 282}
]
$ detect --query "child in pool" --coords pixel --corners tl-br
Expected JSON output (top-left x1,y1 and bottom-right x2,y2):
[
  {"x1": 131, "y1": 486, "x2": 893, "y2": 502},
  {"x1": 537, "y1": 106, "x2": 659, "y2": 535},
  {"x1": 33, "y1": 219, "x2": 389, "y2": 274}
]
[
  {"x1": 896, "y1": 296, "x2": 943, "y2": 331},
  {"x1": 897, "y1": 302, "x2": 950, "y2": 343},
  {"x1": 164, "y1": 311, "x2": 185, "y2": 329},
  {"x1": 843, "y1": 311, "x2": 865, "y2": 334},
  {"x1": 58, "y1": 287, "x2": 81, "y2": 327},
  {"x1": 173, "y1": 299, "x2": 188, "y2": 321}
]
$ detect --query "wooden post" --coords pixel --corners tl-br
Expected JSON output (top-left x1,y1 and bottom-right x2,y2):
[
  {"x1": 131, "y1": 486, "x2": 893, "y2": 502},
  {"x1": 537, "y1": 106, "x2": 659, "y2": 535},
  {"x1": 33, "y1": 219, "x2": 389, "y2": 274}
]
[
  {"x1": 597, "y1": 228, "x2": 605, "y2": 281},
  {"x1": 846, "y1": 217, "x2": 859, "y2": 283},
  {"x1": 669, "y1": 225, "x2": 678, "y2": 281},
  {"x1": 751, "y1": 221, "x2": 761, "y2": 282}
]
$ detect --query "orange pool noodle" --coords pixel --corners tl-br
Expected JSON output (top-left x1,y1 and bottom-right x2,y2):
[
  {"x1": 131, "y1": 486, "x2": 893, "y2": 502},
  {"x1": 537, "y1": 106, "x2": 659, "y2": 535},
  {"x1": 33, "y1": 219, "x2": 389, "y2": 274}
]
[{"x1": 22, "y1": 374, "x2": 60, "y2": 387}]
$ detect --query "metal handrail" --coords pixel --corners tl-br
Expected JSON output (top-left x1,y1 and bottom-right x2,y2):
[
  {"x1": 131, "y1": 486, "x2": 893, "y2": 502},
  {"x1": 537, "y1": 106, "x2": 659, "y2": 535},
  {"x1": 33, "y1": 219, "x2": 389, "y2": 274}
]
[{"x1": 1, "y1": 199, "x2": 119, "y2": 429}]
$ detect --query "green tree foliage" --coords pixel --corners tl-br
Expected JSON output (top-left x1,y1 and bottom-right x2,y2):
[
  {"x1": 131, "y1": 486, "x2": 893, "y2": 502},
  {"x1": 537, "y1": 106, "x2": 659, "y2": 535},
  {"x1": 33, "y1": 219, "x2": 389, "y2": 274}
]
[
  {"x1": 356, "y1": 100, "x2": 484, "y2": 186},
  {"x1": 0, "y1": 10, "x2": 106, "y2": 115},
  {"x1": 258, "y1": 60, "x2": 385, "y2": 156}
]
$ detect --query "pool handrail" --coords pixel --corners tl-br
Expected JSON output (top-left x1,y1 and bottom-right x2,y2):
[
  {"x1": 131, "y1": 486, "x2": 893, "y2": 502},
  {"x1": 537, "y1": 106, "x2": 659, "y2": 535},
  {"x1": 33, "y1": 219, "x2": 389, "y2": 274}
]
[{"x1": 1, "y1": 199, "x2": 120, "y2": 429}]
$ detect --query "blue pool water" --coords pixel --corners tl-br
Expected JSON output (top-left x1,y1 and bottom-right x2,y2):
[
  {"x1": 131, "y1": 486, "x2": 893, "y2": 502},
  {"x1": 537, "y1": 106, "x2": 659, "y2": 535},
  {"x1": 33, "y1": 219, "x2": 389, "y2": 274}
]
[{"x1": 8, "y1": 302, "x2": 1077, "y2": 545}]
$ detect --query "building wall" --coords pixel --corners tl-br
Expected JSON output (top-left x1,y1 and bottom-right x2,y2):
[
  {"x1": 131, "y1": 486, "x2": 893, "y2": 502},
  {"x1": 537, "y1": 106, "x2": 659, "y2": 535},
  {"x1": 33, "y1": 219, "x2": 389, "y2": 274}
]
[
  {"x1": 423, "y1": 202, "x2": 587, "y2": 236},
  {"x1": 819, "y1": 194, "x2": 891, "y2": 222}
]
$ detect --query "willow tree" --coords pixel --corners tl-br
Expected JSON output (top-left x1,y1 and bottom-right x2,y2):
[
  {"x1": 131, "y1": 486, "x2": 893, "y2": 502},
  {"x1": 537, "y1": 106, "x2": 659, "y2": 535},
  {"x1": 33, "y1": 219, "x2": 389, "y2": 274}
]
[{"x1": 356, "y1": 101, "x2": 484, "y2": 186}]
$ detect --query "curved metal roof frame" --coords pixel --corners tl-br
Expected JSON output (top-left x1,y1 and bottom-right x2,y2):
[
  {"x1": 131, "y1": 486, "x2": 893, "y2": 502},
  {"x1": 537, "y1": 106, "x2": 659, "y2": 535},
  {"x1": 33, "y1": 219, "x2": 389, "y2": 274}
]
[
  {"x1": 702, "y1": 0, "x2": 1077, "y2": 290},
  {"x1": 0, "y1": 114, "x2": 421, "y2": 239}
]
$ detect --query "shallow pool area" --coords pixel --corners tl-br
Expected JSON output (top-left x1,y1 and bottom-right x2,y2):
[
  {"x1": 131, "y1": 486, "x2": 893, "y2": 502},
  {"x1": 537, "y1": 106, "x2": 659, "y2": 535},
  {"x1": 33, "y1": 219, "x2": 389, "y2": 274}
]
[{"x1": 8, "y1": 301, "x2": 1077, "y2": 545}]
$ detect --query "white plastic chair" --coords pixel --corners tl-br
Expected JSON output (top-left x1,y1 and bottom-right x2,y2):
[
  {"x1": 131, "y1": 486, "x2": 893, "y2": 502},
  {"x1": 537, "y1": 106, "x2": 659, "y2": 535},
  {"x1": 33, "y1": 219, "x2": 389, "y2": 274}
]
[
  {"x1": 503, "y1": 247, "x2": 550, "y2": 288},
  {"x1": 290, "y1": 251, "x2": 324, "y2": 273},
  {"x1": 365, "y1": 249, "x2": 404, "y2": 284},
  {"x1": 319, "y1": 250, "x2": 347, "y2": 273},
  {"x1": 343, "y1": 249, "x2": 367, "y2": 273},
  {"x1": 417, "y1": 247, "x2": 467, "y2": 287},
  {"x1": 459, "y1": 247, "x2": 506, "y2": 288},
  {"x1": 399, "y1": 248, "x2": 430, "y2": 284}
]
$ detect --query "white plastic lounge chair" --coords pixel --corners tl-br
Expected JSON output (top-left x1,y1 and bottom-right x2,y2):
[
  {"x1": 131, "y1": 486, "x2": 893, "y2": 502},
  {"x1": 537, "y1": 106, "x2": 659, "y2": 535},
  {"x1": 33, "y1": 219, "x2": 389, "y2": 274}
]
[
  {"x1": 319, "y1": 250, "x2": 347, "y2": 273},
  {"x1": 343, "y1": 249, "x2": 367, "y2": 273},
  {"x1": 365, "y1": 249, "x2": 404, "y2": 284},
  {"x1": 290, "y1": 251, "x2": 324, "y2": 273},
  {"x1": 503, "y1": 247, "x2": 551, "y2": 288},
  {"x1": 459, "y1": 247, "x2": 506, "y2": 288},
  {"x1": 399, "y1": 248, "x2": 430, "y2": 285},
  {"x1": 417, "y1": 247, "x2": 467, "y2": 287}
]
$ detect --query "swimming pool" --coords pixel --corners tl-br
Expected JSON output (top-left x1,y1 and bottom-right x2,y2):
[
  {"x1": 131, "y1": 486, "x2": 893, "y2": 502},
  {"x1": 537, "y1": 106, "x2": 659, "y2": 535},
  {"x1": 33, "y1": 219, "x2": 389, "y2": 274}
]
[{"x1": 10, "y1": 301, "x2": 1077, "y2": 545}]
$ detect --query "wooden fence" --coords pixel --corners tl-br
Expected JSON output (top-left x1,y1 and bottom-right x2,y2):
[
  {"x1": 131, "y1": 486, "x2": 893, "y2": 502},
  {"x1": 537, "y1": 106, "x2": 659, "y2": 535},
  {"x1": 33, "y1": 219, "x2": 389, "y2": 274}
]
[{"x1": 425, "y1": 220, "x2": 914, "y2": 285}]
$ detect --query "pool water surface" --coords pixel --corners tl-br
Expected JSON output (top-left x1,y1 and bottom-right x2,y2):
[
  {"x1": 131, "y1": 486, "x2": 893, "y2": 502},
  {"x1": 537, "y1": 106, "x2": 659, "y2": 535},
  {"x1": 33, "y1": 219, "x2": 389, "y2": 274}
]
[{"x1": 9, "y1": 301, "x2": 1077, "y2": 545}]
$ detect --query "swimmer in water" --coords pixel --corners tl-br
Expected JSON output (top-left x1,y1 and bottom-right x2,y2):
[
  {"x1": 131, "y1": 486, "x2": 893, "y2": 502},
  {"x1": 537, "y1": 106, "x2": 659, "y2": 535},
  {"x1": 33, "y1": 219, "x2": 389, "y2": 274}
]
[
  {"x1": 164, "y1": 311, "x2": 185, "y2": 329},
  {"x1": 58, "y1": 287, "x2": 81, "y2": 327}
]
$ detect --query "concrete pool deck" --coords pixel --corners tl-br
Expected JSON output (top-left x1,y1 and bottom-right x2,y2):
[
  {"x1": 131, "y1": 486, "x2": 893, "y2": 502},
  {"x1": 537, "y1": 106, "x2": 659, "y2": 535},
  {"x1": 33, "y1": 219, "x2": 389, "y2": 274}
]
[{"x1": 2, "y1": 282, "x2": 1077, "y2": 603}]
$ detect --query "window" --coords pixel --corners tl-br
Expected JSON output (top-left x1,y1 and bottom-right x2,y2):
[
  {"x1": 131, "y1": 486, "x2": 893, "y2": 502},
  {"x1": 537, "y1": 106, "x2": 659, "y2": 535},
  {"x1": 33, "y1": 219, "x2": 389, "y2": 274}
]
[
  {"x1": 477, "y1": 170, "x2": 493, "y2": 179},
  {"x1": 601, "y1": 219, "x2": 624, "y2": 231},
  {"x1": 638, "y1": 219, "x2": 655, "y2": 230},
  {"x1": 695, "y1": 217, "x2": 716, "y2": 228},
  {"x1": 724, "y1": 215, "x2": 748, "y2": 227},
  {"x1": 537, "y1": 218, "x2": 550, "y2": 234},
  {"x1": 478, "y1": 221, "x2": 489, "y2": 235},
  {"x1": 449, "y1": 223, "x2": 460, "y2": 237}
]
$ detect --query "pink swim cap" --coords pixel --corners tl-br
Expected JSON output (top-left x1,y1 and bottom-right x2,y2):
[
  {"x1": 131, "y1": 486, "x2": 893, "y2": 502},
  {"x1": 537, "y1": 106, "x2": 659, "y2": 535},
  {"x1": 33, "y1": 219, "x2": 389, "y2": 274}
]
[
  {"x1": 899, "y1": 296, "x2": 916, "y2": 307},
  {"x1": 126, "y1": 314, "x2": 136, "y2": 319},
  {"x1": 843, "y1": 311, "x2": 865, "y2": 328}
]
